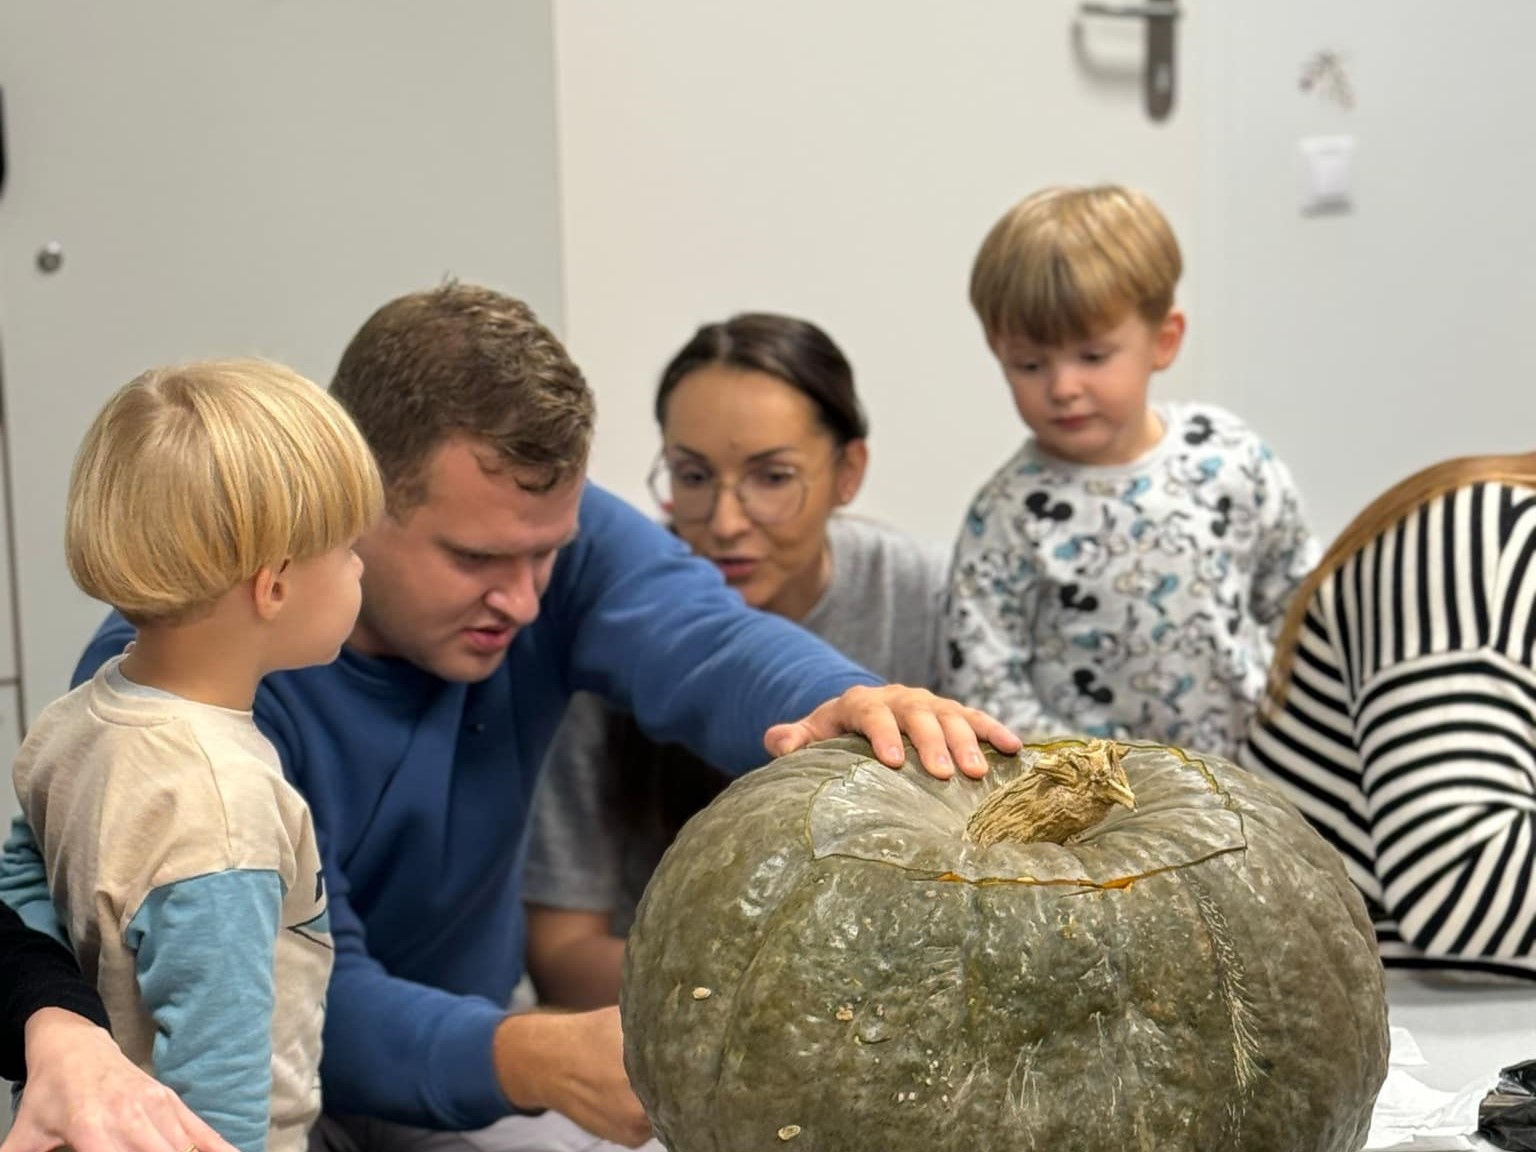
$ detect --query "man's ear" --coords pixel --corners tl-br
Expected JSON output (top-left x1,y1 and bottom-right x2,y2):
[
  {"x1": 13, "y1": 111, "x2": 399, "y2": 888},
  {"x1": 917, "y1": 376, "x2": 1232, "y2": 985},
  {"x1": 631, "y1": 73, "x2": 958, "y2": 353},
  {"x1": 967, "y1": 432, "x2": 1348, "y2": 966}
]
[
  {"x1": 1152, "y1": 308, "x2": 1187, "y2": 371},
  {"x1": 835, "y1": 439, "x2": 869, "y2": 507},
  {"x1": 252, "y1": 560, "x2": 290, "y2": 622}
]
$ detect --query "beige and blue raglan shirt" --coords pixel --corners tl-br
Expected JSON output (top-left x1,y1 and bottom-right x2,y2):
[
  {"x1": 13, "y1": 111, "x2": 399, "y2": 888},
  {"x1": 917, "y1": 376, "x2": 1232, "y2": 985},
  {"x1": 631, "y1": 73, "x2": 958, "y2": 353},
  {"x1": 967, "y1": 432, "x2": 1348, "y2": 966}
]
[{"x1": 11, "y1": 656, "x2": 331, "y2": 1152}]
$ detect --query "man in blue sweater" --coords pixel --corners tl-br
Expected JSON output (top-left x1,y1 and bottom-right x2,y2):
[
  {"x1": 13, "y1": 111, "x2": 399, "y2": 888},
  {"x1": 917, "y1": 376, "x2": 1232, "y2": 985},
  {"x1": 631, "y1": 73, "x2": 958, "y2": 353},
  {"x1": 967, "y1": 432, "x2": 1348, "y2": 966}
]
[{"x1": 12, "y1": 284, "x2": 1017, "y2": 1151}]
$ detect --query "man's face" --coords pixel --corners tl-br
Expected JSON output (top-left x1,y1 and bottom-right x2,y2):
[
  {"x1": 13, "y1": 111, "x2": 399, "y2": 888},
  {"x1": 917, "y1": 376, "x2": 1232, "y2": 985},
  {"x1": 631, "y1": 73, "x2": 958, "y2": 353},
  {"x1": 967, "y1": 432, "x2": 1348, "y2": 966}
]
[{"x1": 350, "y1": 435, "x2": 582, "y2": 682}]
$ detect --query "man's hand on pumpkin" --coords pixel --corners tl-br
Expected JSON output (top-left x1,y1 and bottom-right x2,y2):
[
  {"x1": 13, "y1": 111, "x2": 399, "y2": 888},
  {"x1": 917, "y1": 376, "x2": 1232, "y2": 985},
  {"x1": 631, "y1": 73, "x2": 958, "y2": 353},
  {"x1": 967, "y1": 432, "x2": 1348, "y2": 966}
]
[
  {"x1": 764, "y1": 684, "x2": 1022, "y2": 779},
  {"x1": 492, "y1": 1007, "x2": 652, "y2": 1147}
]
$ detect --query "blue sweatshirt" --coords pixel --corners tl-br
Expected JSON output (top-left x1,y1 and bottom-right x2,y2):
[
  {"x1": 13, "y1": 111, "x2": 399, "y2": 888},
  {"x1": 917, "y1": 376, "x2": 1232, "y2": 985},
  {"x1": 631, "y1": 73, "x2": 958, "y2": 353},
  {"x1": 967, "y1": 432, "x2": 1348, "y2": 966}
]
[{"x1": 70, "y1": 484, "x2": 879, "y2": 1130}]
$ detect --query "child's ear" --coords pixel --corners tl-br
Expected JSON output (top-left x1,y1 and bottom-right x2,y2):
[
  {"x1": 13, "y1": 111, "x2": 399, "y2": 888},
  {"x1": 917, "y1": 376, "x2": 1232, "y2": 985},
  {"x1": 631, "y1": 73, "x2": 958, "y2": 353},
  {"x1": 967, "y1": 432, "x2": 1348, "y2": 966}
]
[
  {"x1": 1152, "y1": 309, "x2": 1187, "y2": 370},
  {"x1": 251, "y1": 560, "x2": 291, "y2": 622},
  {"x1": 834, "y1": 439, "x2": 869, "y2": 507}
]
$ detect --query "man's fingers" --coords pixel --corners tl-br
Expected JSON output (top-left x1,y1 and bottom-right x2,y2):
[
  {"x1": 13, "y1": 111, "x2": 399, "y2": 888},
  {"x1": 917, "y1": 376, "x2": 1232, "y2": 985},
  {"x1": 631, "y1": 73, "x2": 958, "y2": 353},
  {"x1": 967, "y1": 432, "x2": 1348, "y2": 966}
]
[
  {"x1": 763, "y1": 686, "x2": 1019, "y2": 774},
  {"x1": 763, "y1": 720, "x2": 809, "y2": 758},
  {"x1": 935, "y1": 711, "x2": 989, "y2": 778},
  {"x1": 618, "y1": 1121, "x2": 655, "y2": 1149},
  {"x1": 856, "y1": 705, "x2": 905, "y2": 767},
  {"x1": 972, "y1": 710, "x2": 1023, "y2": 753},
  {"x1": 896, "y1": 710, "x2": 951, "y2": 778}
]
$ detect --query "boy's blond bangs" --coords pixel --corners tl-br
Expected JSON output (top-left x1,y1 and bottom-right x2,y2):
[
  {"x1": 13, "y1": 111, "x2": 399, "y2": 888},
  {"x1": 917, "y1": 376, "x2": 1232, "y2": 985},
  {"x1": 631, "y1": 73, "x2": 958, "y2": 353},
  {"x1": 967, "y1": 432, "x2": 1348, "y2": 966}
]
[
  {"x1": 971, "y1": 185, "x2": 1182, "y2": 346},
  {"x1": 68, "y1": 359, "x2": 385, "y2": 624}
]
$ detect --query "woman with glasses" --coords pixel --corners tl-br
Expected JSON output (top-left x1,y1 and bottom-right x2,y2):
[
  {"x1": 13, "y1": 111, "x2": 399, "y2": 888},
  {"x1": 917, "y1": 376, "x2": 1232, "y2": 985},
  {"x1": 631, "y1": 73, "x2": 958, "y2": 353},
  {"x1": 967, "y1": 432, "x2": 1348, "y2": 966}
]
[{"x1": 521, "y1": 313, "x2": 948, "y2": 1009}]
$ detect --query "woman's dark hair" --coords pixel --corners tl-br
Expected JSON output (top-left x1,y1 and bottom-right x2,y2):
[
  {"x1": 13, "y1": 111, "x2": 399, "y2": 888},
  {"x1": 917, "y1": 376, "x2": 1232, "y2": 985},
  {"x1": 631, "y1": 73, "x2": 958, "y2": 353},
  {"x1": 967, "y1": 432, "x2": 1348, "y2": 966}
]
[{"x1": 654, "y1": 313, "x2": 869, "y2": 445}]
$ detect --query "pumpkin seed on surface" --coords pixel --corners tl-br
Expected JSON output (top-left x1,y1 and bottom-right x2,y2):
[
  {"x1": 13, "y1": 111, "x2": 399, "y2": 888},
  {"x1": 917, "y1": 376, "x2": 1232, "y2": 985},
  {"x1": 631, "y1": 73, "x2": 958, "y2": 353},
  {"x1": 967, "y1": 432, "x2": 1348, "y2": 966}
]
[
  {"x1": 691, "y1": 986, "x2": 712, "y2": 1000},
  {"x1": 776, "y1": 1125, "x2": 801, "y2": 1141}
]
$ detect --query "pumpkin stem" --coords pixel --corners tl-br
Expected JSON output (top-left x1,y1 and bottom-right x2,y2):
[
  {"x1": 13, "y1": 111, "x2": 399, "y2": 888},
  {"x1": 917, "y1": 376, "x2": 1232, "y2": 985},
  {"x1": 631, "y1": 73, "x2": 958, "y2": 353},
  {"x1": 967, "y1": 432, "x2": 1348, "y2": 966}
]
[{"x1": 964, "y1": 740, "x2": 1137, "y2": 846}]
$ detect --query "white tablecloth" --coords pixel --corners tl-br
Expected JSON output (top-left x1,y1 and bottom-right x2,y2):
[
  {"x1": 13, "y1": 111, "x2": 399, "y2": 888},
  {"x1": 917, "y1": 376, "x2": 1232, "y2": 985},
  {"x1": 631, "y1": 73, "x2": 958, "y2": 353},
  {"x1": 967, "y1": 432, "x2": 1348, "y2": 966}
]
[
  {"x1": 1387, "y1": 970, "x2": 1536, "y2": 1091},
  {"x1": 1379, "y1": 969, "x2": 1536, "y2": 1150}
]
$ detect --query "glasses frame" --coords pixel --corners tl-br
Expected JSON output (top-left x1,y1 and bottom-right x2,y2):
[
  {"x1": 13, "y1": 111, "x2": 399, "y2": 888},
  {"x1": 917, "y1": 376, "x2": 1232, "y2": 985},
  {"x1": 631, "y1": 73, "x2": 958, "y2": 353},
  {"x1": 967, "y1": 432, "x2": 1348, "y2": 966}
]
[{"x1": 646, "y1": 450, "x2": 833, "y2": 527}]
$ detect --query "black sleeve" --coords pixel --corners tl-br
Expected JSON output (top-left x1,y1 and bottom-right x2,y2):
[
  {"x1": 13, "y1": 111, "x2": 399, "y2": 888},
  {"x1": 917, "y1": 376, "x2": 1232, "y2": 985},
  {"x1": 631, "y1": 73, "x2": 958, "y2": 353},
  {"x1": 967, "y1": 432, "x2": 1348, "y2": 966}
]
[{"x1": 0, "y1": 900, "x2": 111, "y2": 1081}]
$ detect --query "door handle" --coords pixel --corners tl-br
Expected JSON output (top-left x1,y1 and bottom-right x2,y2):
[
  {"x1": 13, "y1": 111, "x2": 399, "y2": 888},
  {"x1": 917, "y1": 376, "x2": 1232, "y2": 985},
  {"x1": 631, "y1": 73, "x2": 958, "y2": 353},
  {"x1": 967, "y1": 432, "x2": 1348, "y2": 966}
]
[
  {"x1": 1079, "y1": 2, "x2": 1180, "y2": 17},
  {"x1": 1077, "y1": 1, "x2": 1181, "y2": 122}
]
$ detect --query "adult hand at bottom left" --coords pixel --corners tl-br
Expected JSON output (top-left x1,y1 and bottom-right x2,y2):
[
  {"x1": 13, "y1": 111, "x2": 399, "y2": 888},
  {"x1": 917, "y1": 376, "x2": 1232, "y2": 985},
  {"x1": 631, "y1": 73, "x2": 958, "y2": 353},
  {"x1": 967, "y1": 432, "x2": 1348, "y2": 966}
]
[{"x1": 1, "y1": 1008, "x2": 237, "y2": 1152}]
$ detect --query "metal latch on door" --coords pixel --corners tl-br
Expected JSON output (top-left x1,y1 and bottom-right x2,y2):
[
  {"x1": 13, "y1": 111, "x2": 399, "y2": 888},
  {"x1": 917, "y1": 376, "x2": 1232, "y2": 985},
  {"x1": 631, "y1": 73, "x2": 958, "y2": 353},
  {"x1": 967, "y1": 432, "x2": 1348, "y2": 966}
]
[{"x1": 1077, "y1": 1, "x2": 1182, "y2": 123}]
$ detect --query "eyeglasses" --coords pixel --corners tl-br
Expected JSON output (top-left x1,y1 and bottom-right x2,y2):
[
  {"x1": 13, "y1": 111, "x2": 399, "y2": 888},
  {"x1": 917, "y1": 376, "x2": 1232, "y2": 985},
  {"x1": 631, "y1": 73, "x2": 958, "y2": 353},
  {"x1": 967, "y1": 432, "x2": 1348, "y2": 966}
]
[{"x1": 647, "y1": 452, "x2": 826, "y2": 526}]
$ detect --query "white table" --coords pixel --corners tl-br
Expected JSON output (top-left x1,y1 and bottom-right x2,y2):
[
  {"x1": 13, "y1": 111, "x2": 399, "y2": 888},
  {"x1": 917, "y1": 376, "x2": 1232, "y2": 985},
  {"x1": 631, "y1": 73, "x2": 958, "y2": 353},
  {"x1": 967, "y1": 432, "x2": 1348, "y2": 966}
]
[
  {"x1": 1387, "y1": 971, "x2": 1536, "y2": 1091},
  {"x1": 1383, "y1": 970, "x2": 1536, "y2": 1149}
]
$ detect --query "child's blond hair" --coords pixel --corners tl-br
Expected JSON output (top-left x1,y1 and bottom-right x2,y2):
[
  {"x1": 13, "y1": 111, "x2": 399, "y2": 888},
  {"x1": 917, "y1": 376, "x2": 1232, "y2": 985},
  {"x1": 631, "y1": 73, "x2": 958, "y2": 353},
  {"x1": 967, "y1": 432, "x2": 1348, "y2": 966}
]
[
  {"x1": 970, "y1": 184, "x2": 1182, "y2": 345},
  {"x1": 67, "y1": 359, "x2": 385, "y2": 625}
]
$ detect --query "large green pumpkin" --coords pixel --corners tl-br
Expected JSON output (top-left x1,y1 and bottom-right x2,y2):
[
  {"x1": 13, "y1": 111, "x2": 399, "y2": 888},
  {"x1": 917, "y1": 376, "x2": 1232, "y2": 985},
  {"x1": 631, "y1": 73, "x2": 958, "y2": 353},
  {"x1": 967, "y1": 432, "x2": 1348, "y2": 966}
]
[{"x1": 622, "y1": 737, "x2": 1388, "y2": 1152}]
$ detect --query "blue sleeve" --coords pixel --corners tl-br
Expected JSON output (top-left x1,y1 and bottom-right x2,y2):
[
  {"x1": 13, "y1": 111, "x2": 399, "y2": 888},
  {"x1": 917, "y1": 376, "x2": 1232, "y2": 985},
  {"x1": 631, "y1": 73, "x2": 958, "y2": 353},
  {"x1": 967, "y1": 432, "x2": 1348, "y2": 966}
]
[
  {"x1": 0, "y1": 817, "x2": 68, "y2": 945},
  {"x1": 72, "y1": 611, "x2": 134, "y2": 688},
  {"x1": 552, "y1": 486, "x2": 883, "y2": 774},
  {"x1": 126, "y1": 870, "x2": 282, "y2": 1152},
  {"x1": 255, "y1": 697, "x2": 512, "y2": 1130},
  {"x1": 316, "y1": 880, "x2": 508, "y2": 1127}
]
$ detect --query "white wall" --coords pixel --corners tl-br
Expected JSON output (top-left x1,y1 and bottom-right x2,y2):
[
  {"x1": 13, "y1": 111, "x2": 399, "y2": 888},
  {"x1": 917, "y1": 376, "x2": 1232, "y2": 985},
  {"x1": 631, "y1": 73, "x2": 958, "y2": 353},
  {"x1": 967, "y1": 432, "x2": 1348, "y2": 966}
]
[
  {"x1": 0, "y1": 4, "x2": 1524, "y2": 787},
  {"x1": 0, "y1": 1, "x2": 566, "y2": 725},
  {"x1": 555, "y1": 0, "x2": 1207, "y2": 547},
  {"x1": 559, "y1": 2, "x2": 1536, "y2": 552},
  {"x1": 1197, "y1": 2, "x2": 1536, "y2": 540}
]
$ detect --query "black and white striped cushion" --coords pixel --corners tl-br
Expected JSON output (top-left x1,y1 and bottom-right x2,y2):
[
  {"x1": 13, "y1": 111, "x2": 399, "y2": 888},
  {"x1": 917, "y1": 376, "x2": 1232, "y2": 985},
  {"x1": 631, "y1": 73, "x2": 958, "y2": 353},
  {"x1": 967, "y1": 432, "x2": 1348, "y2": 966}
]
[{"x1": 1243, "y1": 482, "x2": 1536, "y2": 978}]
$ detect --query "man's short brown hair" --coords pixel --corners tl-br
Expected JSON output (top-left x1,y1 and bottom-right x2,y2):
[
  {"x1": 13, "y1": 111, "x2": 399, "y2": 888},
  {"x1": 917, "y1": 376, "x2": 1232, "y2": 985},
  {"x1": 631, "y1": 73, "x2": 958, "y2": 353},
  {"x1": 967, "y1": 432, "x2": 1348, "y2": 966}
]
[{"x1": 330, "y1": 282, "x2": 595, "y2": 511}]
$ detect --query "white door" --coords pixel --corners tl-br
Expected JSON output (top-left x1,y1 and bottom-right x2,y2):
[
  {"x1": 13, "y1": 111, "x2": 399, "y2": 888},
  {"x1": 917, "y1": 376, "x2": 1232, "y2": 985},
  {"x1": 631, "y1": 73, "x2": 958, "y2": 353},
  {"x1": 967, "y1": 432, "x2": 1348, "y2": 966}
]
[
  {"x1": 0, "y1": 0, "x2": 566, "y2": 754},
  {"x1": 1197, "y1": 2, "x2": 1536, "y2": 538},
  {"x1": 554, "y1": 0, "x2": 1207, "y2": 543}
]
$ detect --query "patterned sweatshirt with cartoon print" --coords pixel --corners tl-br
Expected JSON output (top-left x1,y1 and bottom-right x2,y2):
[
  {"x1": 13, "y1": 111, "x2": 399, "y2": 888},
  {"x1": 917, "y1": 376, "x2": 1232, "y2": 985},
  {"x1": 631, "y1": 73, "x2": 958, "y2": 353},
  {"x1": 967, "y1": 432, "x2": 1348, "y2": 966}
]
[{"x1": 941, "y1": 402, "x2": 1318, "y2": 759}]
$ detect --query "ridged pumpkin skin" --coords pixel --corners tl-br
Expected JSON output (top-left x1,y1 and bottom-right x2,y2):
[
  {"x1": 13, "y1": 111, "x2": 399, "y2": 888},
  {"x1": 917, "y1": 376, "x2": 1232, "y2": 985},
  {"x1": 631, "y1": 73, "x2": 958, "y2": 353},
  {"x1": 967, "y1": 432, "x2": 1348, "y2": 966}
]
[{"x1": 622, "y1": 737, "x2": 1388, "y2": 1152}]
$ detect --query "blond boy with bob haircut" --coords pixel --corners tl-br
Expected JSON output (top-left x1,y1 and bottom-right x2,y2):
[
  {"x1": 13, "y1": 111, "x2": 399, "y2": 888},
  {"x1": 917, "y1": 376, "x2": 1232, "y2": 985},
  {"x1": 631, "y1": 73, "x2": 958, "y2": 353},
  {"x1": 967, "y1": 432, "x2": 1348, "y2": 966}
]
[
  {"x1": 942, "y1": 185, "x2": 1318, "y2": 758},
  {"x1": 10, "y1": 360, "x2": 384, "y2": 1152}
]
